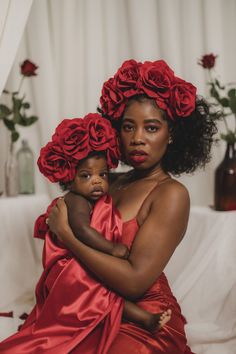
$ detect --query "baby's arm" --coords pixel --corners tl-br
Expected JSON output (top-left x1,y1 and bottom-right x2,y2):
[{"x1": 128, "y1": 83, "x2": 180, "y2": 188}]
[{"x1": 64, "y1": 192, "x2": 129, "y2": 259}]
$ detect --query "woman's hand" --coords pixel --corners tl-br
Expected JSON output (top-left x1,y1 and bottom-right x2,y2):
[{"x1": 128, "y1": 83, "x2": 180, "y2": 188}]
[{"x1": 47, "y1": 198, "x2": 72, "y2": 243}]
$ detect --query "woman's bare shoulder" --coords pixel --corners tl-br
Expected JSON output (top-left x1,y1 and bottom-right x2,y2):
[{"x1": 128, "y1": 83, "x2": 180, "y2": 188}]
[
  {"x1": 151, "y1": 177, "x2": 189, "y2": 201},
  {"x1": 137, "y1": 177, "x2": 189, "y2": 226},
  {"x1": 149, "y1": 178, "x2": 190, "y2": 222}
]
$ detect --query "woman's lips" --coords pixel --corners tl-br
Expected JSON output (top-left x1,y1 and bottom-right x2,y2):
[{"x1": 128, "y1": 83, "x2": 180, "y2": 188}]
[{"x1": 129, "y1": 151, "x2": 148, "y2": 164}]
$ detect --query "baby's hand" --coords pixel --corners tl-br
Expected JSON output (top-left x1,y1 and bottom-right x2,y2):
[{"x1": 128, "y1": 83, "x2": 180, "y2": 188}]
[{"x1": 111, "y1": 243, "x2": 129, "y2": 259}]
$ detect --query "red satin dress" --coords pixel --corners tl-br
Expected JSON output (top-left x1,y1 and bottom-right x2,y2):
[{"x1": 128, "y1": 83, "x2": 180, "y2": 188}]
[{"x1": 107, "y1": 217, "x2": 195, "y2": 354}]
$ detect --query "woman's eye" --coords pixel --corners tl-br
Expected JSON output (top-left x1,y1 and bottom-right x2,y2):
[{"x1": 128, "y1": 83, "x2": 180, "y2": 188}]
[
  {"x1": 122, "y1": 124, "x2": 134, "y2": 132},
  {"x1": 146, "y1": 126, "x2": 158, "y2": 132}
]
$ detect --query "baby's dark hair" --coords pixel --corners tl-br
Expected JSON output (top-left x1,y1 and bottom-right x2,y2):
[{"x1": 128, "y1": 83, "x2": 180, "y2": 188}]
[
  {"x1": 59, "y1": 151, "x2": 107, "y2": 191},
  {"x1": 98, "y1": 95, "x2": 217, "y2": 175}
]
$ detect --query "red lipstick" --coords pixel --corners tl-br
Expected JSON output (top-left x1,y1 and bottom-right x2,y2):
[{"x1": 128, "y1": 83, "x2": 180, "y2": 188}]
[{"x1": 129, "y1": 150, "x2": 148, "y2": 164}]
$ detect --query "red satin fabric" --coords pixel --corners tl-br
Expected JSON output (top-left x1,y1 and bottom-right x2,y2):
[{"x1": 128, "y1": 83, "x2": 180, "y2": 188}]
[
  {"x1": 0, "y1": 195, "x2": 194, "y2": 354},
  {"x1": 0, "y1": 195, "x2": 124, "y2": 353},
  {"x1": 107, "y1": 218, "x2": 194, "y2": 354}
]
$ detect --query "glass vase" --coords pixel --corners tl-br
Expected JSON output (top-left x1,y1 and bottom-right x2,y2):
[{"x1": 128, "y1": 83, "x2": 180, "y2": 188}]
[
  {"x1": 214, "y1": 142, "x2": 236, "y2": 211},
  {"x1": 17, "y1": 139, "x2": 35, "y2": 194},
  {"x1": 5, "y1": 143, "x2": 19, "y2": 197}
]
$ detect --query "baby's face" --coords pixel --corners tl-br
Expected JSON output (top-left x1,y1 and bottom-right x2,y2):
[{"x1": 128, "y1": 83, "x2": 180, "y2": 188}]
[{"x1": 71, "y1": 155, "x2": 109, "y2": 202}]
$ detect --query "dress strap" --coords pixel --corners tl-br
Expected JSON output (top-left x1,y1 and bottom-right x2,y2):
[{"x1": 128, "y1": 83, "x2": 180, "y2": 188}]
[{"x1": 136, "y1": 175, "x2": 171, "y2": 217}]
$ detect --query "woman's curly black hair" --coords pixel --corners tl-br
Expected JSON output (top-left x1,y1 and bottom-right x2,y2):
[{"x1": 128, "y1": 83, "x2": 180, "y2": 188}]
[{"x1": 98, "y1": 95, "x2": 217, "y2": 176}]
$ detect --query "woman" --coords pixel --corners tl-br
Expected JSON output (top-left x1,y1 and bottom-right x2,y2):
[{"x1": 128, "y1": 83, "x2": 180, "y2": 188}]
[{"x1": 48, "y1": 59, "x2": 216, "y2": 353}]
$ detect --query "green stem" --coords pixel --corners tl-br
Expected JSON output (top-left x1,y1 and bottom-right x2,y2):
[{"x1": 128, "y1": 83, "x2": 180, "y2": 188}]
[
  {"x1": 17, "y1": 76, "x2": 24, "y2": 94},
  {"x1": 223, "y1": 115, "x2": 230, "y2": 134},
  {"x1": 10, "y1": 141, "x2": 14, "y2": 153},
  {"x1": 208, "y1": 69, "x2": 213, "y2": 83}
]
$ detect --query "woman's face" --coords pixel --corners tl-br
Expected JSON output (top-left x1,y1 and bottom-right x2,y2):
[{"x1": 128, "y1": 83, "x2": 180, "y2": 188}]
[{"x1": 120, "y1": 99, "x2": 170, "y2": 170}]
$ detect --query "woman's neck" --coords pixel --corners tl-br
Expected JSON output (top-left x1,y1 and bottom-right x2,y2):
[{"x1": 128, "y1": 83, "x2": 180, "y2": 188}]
[{"x1": 127, "y1": 164, "x2": 168, "y2": 182}]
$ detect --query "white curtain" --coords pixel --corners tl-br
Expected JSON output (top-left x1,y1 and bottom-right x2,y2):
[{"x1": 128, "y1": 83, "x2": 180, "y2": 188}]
[
  {"x1": 1, "y1": 0, "x2": 236, "y2": 203},
  {"x1": 0, "y1": 0, "x2": 34, "y2": 195},
  {"x1": 0, "y1": 0, "x2": 33, "y2": 95}
]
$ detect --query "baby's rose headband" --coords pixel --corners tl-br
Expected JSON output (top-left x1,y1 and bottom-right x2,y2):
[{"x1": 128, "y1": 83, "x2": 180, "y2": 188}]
[
  {"x1": 38, "y1": 113, "x2": 121, "y2": 184},
  {"x1": 100, "y1": 59, "x2": 197, "y2": 120}
]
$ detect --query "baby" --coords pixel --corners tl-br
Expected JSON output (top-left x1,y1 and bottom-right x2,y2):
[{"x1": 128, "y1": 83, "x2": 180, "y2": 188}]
[{"x1": 60, "y1": 150, "x2": 171, "y2": 332}]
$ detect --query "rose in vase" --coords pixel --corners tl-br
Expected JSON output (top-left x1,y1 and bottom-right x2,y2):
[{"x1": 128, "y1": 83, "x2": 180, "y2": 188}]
[
  {"x1": 198, "y1": 53, "x2": 236, "y2": 144},
  {"x1": 0, "y1": 59, "x2": 39, "y2": 143}
]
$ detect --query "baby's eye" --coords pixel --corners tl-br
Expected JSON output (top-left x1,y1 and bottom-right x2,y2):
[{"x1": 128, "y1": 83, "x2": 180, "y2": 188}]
[
  {"x1": 145, "y1": 125, "x2": 159, "y2": 132},
  {"x1": 100, "y1": 172, "x2": 108, "y2": 178},
  {"x1": 79, "y1": 173, "x2": 90, "y2": 179},
  {"x1": 122, "y1": 124, "x2": 134, "y2": 132}
]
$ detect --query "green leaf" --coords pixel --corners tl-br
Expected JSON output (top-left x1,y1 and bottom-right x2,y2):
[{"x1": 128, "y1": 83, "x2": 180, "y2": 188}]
[
  {"x1": 22, "y1": 102, "x2": 30, "y2": 109},
  {"x1": 3, "y1": 118, "x2": 15, "y2": 131},
  {"x1": 27, "y1": 115, "x2": 38, "y2": 125},
  {"x1": 0, "y1": 104, "x2": 11, "y2": 118},
  {"x1": 220, "y1": 131, "x2": 236, "y2": 144},
  {"x1": 229, "y1": 96, "x2": 236, "y2": 114},
  {"x1": 215, "y1": 79, "x2": 225, "y2": 90},
  {"x1": 11, "y1": 130, "x2": 20, "y2": 143},
  {"x1": 17, "y1": 115, "x2": 28, "y2": 126},
  {"x1": 210, "y1": 84, "x2": 220, "y2": 100},
  {"x1": 17, "y1": 115, "x2": 38, "y2": 127},
  {"x1": 219, "y1": 97, "x2": 229, "y2": 107},
  {"x1": 228, "y1": 88, "x2": 236, "y2": 98},
  {"x1": 12, "y1": 96, "x2": 23, "y2": 112}
]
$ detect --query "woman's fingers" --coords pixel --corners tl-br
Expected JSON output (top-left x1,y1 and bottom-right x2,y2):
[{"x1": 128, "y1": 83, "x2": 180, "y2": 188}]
[{"x1": 56, "y1": 197, "x2": 66, "y2": 210}]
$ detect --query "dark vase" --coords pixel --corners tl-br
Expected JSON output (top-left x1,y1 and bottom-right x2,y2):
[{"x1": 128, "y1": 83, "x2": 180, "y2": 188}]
[{"x1": 214, "y1": 143, "x2": 236, "y2": 211}]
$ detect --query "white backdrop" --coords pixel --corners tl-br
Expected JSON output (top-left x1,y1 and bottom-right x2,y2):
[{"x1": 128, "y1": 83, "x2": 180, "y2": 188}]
[{"x1": 1, "y1": 0, "x2": 236, "y2": 204}]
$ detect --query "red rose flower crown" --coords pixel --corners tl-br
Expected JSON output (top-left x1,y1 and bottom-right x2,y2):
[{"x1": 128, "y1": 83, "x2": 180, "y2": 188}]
[
  {"x1": 100, "y1": 59, "x2": 197, "y2": 121},
  {"x1": 37, "y1": 113, "x2": 121, "y2": 183}
]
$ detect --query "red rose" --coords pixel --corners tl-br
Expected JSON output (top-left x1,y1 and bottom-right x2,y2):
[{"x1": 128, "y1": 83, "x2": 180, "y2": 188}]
[
  {"x1": 198, "y1": 54, "x2": 217, "y2": 69},
  {"x1": 106, "y1": 141, "x2": 121, "y2": 168},
  {"x1": 52, "y1": 118, "x2": 90, "y2": 161},
  {"x1": 114, "y1": 59, "x2": 142, "y2": 98},
  {"x1": 168, "y1": 79, "x2": 196, "y2": 118},
  {"x1": 84, "y1": 113, "x2": 120, "y2": 168},
  {"x1": 140, "y1": 60, "x2": 175, "y2": 102},
  {"x1": 37, "y1": 142, "x2": 77, "y2": 183},
  {"x1": 20, "y1": 59, "x2": 38, "y2": 76},
  {"x1": 100, "y1": 78, "x2": 126, "y2": 119}
]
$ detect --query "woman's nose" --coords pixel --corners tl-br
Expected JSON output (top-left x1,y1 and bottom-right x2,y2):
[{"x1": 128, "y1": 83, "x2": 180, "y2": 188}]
[{"x1": 131, "y1": 129, "x2": 145, "y2": 145}]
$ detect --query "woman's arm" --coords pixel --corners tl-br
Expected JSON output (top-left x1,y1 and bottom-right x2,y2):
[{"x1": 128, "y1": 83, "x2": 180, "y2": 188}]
[{"x1": 48, "y1": 183, "x2": 189, "y2": 300}]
